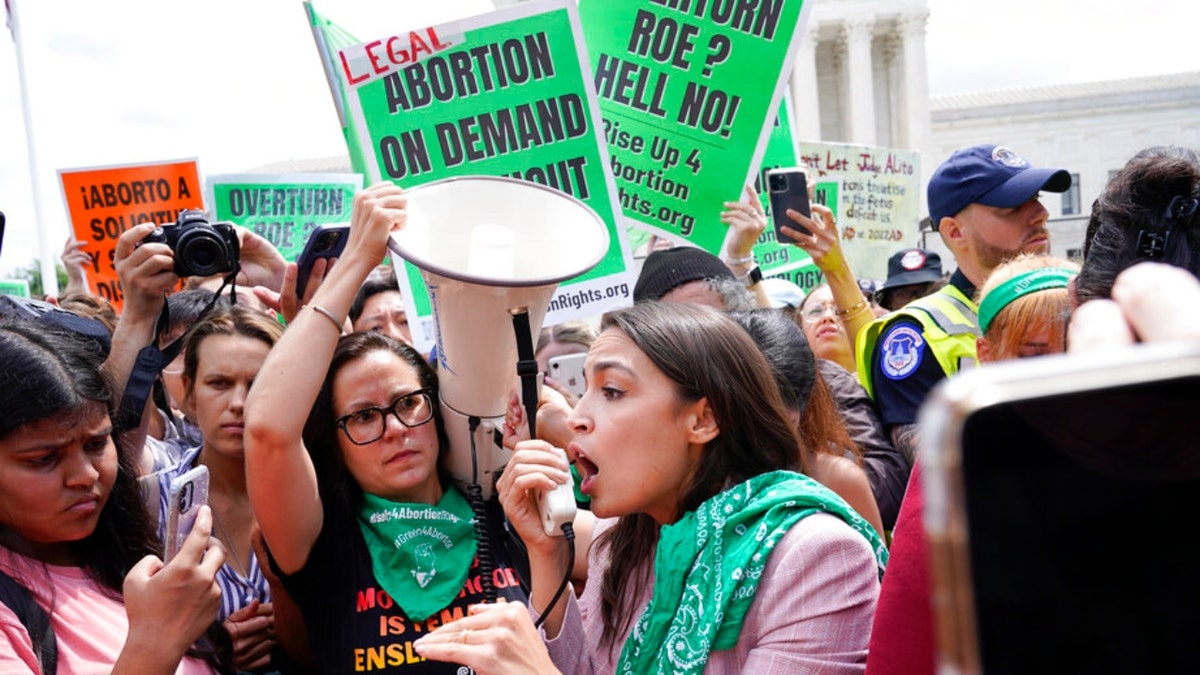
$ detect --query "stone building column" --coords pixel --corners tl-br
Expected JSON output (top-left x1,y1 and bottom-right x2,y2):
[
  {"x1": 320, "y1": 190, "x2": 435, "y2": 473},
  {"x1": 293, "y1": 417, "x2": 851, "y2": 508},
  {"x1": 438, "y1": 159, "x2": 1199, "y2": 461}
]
[
  {"x1": 790, "y1": 24, "x2": 822, "y2": 140},
  {"x1": 843, "y1": 17, "x2": 876, "y2": 146},
  {"x1": 899, "y1": 11, "x2": 931, "y2": 151}
]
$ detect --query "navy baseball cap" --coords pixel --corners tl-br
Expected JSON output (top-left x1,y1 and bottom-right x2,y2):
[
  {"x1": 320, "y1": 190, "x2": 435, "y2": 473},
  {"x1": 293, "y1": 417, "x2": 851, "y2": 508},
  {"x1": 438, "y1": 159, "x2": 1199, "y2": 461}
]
[{"x1": 927, "y1": 144, "x2": 1072, "y2": 228}]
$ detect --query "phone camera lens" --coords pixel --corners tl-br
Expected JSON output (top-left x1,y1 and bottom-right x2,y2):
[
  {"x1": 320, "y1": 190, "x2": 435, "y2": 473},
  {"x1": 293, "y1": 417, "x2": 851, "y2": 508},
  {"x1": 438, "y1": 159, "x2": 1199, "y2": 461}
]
[{"x1": 769, "y1": 174, "x2": 787, "y2": 191}]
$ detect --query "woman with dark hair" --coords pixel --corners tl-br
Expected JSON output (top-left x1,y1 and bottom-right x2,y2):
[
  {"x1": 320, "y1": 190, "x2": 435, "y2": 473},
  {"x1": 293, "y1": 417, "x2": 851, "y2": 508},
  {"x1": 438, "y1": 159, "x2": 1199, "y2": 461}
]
[
  {"x1": 732, "y1": 309, "x2": 884, "y2": 537},
  {"x1": 416, "y1": 302, "x2": 886, "y2": 674},
  {"x1": 1077, "y1": 145, "x2": 1200, "y2": 303},
  {"x1": 243, "y1": 183, "x2": 543, "y2": 674},
  {"x1": 0, "y1": 319, "x2": 230, "y2": 674}
]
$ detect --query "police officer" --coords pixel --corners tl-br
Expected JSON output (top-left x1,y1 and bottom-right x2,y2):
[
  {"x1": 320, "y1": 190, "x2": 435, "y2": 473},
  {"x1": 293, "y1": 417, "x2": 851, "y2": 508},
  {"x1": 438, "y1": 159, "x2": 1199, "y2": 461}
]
[{"x1": 856, "y1": 144, "x2": 1072, "y2": 465}]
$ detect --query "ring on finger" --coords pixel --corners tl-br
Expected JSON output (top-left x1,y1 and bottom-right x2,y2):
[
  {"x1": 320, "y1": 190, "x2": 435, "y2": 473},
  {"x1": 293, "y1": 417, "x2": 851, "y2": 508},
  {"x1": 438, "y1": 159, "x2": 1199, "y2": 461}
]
[{"x1": 459, "y1": 628, "x2": 472, "y2": 645}]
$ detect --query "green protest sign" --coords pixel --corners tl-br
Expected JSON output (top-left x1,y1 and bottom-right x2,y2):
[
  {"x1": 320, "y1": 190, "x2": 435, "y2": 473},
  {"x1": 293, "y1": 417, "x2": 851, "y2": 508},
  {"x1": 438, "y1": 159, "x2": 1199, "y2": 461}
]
[
  {"x1": 799, "y1": 141, "x2": 921, "y2": 281},
  {"x1": 0, "y1": 279, "x2": 31, "y2": 297},
  {"x1": 578, "y1": 0, "x2": 810, "y2": 253},
  {"x1": 206, "y1": 174, "x2": 362, "y2": 261},
  {"x1": 310, "y1": 0, "x2": 633, "y2": 352}
]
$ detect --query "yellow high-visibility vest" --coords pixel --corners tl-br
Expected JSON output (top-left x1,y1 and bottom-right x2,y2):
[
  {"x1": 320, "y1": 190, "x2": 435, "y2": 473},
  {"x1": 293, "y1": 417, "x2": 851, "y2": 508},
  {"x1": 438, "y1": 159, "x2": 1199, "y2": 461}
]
[{"x1": 855, "y1": 284, "x2": 980, "y2": 399}]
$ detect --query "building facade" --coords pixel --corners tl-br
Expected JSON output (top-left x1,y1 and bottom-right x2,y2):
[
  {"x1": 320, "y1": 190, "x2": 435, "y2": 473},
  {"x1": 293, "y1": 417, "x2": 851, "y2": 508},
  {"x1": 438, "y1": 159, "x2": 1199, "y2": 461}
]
[{"x1": 927, "y1": 71, "x2": 1200, "y2": 259}]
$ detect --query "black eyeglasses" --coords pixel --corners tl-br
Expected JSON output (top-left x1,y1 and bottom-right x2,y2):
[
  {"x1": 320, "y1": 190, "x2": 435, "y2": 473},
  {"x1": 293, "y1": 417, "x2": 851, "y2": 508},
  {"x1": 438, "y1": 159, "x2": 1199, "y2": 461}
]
[{"x1": 335, "y1": 389, "x2": 435, "y2": 445}]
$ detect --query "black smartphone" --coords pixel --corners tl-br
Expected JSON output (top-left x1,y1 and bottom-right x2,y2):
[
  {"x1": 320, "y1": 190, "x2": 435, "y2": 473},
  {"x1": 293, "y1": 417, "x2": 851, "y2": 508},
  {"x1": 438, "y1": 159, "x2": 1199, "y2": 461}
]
[
  {"x1": 921, "y1": 343, "x2": 1200, "y2": 675},
  {"x1": 766, "y1": 168, "x2": 812, "y2": 240},
  {"x1": 295, "y1": 224, "x2": 350, "y2": 299}
]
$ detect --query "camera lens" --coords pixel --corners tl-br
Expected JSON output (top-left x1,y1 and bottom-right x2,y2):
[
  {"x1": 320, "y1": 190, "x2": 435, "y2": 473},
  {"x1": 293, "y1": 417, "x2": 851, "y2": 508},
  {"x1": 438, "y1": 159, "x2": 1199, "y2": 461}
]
[
  {"x1": 316, "y1": 231, "x2": 340, "y2": 252},
  {"x1": 177, "y1": 230, "x2": 229, "y2": 277},
  {"x1": 769, "y1": 174, "x2": 787, "y2": 191}
]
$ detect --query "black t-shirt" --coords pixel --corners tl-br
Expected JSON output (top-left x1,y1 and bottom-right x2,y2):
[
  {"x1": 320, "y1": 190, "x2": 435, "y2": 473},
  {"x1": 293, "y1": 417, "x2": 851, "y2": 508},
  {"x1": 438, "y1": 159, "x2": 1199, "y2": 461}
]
[{"x1": 275, "y1": 491, "x2": 529, "y2": 674}]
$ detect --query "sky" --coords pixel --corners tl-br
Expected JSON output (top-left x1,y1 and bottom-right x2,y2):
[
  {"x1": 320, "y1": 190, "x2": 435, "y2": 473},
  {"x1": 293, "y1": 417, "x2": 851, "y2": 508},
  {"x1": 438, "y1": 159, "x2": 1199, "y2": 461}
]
[{"x1": 2, "y1": 0, "x2": 1200, "y2": 282}]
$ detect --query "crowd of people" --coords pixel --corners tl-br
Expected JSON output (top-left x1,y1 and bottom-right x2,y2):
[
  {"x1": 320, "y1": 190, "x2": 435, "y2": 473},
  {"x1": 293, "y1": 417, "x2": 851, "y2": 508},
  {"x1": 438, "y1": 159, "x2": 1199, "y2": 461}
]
[{"x1": 0, "y1": 142, "x2": 1197, "y2": 675}]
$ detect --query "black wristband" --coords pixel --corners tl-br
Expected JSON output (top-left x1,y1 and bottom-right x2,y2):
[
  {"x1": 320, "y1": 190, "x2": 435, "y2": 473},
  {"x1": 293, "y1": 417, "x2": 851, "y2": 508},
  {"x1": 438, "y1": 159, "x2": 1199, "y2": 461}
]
[{"x1": 738, "y1": 265, "x2": 763, "y2": 287}]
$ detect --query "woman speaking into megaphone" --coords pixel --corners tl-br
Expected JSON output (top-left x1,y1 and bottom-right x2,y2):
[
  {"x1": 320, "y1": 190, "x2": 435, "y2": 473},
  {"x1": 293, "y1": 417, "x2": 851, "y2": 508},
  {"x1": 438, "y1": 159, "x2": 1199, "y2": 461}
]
[{"x1": 243, "y1": 182, "x2": 572, "y2": 674}]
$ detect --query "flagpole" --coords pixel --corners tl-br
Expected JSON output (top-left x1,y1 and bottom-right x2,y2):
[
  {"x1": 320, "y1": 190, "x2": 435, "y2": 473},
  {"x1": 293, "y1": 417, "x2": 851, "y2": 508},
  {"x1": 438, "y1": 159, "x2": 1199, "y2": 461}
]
[{"x1": 8, "y1": 0, "x2": 59, "y2": 296}]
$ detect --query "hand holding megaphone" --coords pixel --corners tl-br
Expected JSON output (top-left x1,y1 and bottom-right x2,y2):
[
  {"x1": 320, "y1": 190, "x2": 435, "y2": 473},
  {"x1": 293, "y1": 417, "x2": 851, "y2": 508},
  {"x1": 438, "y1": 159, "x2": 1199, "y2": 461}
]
[
  {"x1": 502, "y1": 392, "x2": 577, "y2": 538},
  {"x1": 496, "y1": 440, "x2": 577, "y2": 548},
  {"x1": 343, "y1": 181, "x2": 407, "y2": 269}
]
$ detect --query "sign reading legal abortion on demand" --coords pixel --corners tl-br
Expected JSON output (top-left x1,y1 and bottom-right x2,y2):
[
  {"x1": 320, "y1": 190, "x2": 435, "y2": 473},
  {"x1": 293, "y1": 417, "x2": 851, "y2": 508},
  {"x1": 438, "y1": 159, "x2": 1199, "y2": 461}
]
[
  {"x1": 58, "y1": 159, "x2": 203, "y2": 310},
  {"x1": 310, "y1": 0, "x2": 634, "y2": 353},
  {"x1": 798, "y1": 141, "x2": 921, "y2": 282},
  {"x1": 207, "y1": 174, "x2": 363, "y2": 261},
  {"x1": 577, "y1": 0, "x2": 810, "y2": 254}
]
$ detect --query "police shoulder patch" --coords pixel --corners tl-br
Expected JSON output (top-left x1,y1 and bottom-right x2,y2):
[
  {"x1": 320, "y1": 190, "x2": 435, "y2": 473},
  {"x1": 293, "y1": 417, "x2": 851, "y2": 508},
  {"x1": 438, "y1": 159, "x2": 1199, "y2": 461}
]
[{"x1": 880, "y1": 324, "x2": 925, "y2": 380}]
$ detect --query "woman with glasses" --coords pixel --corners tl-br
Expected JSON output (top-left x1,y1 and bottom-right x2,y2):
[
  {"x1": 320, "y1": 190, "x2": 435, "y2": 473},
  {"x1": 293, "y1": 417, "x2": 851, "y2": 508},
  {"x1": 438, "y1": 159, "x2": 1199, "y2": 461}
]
[
  {"x1": 243, "y1": 182, "x2": 540, "y2": 674},
  {"x1": 798, "y1": 284, "x2": 857, "y2": 372}
]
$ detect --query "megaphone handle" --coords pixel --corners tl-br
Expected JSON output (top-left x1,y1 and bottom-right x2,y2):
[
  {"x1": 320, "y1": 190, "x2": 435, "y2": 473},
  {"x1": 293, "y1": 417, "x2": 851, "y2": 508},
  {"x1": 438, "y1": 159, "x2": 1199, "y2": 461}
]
[{"x1": 511, "y1": 311, "x2": 540, "y2": 440}]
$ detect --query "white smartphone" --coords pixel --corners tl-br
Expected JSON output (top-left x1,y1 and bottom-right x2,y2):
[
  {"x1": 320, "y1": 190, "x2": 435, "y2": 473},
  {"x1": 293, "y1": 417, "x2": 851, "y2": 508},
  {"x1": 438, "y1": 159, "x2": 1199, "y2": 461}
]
[
  {"x1": 920, "y1": 342, "x2": 1200, "y2": 675},
  {"x1": 164, "y1": 465, "x2": 210, "y2": 561},
  {"x1": 547, "y1": 353, "x2": 587, "y2": 399}
]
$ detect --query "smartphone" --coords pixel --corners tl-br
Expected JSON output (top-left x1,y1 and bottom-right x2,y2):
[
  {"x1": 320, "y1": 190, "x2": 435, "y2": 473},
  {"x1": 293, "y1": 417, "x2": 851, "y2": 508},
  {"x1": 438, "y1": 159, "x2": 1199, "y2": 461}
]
[
  {"x1": 766, "y1": 167, "x2": 812, "y2": 240},
  {"x1": 295, "y1": 224, "x2": 350, "y2": 298},
  {"x1": 547, "y1": 353, "x2": 587, "y2": 399},
  {"x1": 165, "y1": 465, "x2": 210, "y2": 561},
  {"x1": 920, "y1": 343, "x2": 1200, "y2": 675}
]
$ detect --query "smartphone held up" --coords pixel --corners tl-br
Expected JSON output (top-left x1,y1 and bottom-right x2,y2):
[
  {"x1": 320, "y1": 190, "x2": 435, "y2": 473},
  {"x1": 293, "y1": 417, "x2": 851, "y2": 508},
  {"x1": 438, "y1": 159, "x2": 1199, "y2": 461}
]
[
  {"x1": 295, "y1": 224, "x2": 350, "y2": 299},
  {"x1": 766, "y1": 168, "x2": 812, "y2": 240},
  {"x1": 920, "y1": 343, "x2": 1200, "y2": 675},
  {"x1": 165, "y1": 465, "x2": 210, "y2": 561}
]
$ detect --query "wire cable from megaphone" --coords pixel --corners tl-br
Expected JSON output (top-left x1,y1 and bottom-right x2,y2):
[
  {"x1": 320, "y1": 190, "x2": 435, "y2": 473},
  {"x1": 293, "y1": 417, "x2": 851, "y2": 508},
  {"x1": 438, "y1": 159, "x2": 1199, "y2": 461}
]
[
  {"x1": 509, "y1": 310, "x2": 576, "y2": 630},
  {"x1": 466, "y1": 415, "x2": 497, "y2": 604}
]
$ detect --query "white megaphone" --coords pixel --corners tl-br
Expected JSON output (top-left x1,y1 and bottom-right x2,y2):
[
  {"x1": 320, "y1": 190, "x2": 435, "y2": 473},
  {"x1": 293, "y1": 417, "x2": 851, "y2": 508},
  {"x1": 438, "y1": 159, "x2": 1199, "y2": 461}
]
[{"x1": 387, "y1": 176, "x2": 608, "y2": 520}]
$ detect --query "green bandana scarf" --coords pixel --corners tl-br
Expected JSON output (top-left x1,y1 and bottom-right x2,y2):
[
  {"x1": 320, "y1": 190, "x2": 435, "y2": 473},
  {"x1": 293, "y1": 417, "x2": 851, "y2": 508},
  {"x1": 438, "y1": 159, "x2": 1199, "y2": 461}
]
[
  {"x1": 357, "y1": 487, "x2": 478, "y2": 622},
  {"x1": 616, "y1": 470, "x2": 889, "y2": 675}
]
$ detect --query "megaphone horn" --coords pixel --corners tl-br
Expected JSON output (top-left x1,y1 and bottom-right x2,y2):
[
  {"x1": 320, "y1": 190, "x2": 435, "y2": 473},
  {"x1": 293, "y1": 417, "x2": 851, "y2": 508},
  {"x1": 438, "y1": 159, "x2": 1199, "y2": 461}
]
[{"x1": 387, "y1": 176, "x2": 609, "y2": 500}]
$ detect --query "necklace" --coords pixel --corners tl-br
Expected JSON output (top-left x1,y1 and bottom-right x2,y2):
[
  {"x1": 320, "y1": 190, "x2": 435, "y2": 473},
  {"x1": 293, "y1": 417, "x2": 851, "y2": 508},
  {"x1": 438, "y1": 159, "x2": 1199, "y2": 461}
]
[{"x1": 209, "y1": 499, "x2": 250, "y2": 580}]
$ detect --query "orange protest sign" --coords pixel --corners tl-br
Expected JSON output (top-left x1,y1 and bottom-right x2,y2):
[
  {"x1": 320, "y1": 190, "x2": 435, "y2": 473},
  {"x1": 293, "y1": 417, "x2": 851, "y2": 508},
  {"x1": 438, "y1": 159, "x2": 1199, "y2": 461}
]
[{"x1": 58, "y1": 159, "x2": 202, "y2": 311}]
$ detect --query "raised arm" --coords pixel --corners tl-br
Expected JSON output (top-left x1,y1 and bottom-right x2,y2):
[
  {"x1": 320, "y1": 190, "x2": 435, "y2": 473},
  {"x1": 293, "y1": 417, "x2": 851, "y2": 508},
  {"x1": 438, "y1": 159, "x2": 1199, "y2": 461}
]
[
  {"x1": 243, "y1": 182, "x2": 407, "y2": 573},
  {"x1": 780, "y1": 204, "x2": 875, "y2": 353},
  {"x1": 721, "y1": 185, "x2": 770, "y2": 308},
  {"x1": 104, "y1": 224, "x2": 180, "y2": 472}
]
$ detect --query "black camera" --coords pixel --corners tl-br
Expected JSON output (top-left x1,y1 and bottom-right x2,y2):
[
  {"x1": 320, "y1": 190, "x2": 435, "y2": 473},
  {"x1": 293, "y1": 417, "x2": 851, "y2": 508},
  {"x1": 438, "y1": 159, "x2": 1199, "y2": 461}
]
[{"x1": 143, "y1": 210, "x2": 240, "y2": 277}]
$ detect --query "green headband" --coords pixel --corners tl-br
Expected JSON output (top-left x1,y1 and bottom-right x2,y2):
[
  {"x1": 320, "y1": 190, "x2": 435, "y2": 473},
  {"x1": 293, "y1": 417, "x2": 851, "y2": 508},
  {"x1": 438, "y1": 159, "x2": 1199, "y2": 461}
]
[{"x1": 978, "y1": 268, "x2": 1075, "y2": 334}]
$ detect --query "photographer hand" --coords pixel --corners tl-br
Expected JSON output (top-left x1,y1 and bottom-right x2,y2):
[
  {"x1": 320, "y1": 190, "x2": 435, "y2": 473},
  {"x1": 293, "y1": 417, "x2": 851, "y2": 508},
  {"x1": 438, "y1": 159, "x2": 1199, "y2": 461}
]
[
  {"x1": 232, "y1": 227, "x2": 288, "y2": 292},
  {"x1": 114, "y1": 222, "x2": 179, "y2": 324}
]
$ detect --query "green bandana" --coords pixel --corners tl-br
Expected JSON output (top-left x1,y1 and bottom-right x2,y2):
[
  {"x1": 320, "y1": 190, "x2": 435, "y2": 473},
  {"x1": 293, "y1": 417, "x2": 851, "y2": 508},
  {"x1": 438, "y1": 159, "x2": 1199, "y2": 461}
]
[
  {"x1": 616, "y1": 470, "x2": 889, "y2": 675},
  {"x1": 357, "y1": 487, "x2": 478, "y2": 622}
]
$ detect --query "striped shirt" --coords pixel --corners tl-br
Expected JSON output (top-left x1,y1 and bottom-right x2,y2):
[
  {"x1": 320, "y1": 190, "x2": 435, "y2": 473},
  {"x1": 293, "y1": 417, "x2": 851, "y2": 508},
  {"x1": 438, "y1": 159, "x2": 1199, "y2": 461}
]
[{"x1": 155, "y1": 445, "x2": 271, "y2": 621}]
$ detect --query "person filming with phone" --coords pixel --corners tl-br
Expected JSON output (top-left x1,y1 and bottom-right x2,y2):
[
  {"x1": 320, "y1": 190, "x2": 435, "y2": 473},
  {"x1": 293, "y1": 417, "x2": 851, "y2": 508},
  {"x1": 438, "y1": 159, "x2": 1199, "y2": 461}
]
[
  {"x1": 151, "y1": 305, "x2": 287, "y2": 673},
  {"x1": 0, "y1": 318, "x2": 231, "y2": 674}
]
